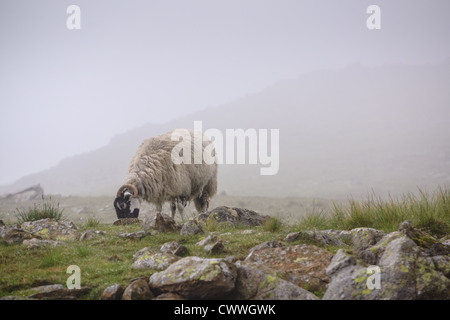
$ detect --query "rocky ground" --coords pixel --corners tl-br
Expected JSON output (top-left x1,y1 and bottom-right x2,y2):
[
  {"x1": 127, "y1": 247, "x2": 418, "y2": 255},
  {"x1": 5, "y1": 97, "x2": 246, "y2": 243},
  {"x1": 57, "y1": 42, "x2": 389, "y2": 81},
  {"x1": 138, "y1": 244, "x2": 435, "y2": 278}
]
[{"x1": 0, "y1": 206, "x2": 449, "y2": 300}]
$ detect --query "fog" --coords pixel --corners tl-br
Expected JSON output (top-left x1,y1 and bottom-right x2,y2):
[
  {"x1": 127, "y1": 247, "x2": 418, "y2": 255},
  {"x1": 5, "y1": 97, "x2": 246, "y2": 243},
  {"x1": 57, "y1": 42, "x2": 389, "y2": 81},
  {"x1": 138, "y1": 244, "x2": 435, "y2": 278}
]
[{"x1": 1, "y1": 0, "x2": 450, "y2": 190}]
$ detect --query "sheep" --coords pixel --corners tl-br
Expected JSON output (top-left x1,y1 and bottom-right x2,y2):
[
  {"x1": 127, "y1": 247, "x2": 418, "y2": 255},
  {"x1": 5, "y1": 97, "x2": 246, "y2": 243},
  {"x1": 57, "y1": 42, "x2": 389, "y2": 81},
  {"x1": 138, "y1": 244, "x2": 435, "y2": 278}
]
[{"x1": 114, "y1": 129, "x2": 218, "y2": 222}]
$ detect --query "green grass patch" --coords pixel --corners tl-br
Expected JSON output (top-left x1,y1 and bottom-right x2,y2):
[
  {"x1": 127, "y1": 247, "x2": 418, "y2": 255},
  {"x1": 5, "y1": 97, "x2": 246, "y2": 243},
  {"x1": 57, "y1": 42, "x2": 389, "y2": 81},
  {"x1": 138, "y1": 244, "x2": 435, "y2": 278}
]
[
  {"x1": 15, "y1": 196, "x2": 65, "y2": 223},
  {"x1": 295, "y1": 187, "x2": 450, "y2": 237}
]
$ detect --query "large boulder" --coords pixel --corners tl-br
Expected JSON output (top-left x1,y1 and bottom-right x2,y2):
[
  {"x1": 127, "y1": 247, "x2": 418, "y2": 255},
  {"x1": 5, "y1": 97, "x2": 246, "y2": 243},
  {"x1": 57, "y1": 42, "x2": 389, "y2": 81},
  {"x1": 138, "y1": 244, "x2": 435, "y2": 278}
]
[
  {"x1": 234, "y1": 262, "x2": 319, "y2": 300},
  {"x1": 148, "y1": 256, "x2": 237, "y2": 299},
  {"x1": 244, "y1": 244, "x2": 334, "y2": 293},
  {"x1": 21, "y1": 218, "x2": 80, "y2": 241},
  {"x1": 323, "y1": 222, "x2": 450, "y2": 300}
]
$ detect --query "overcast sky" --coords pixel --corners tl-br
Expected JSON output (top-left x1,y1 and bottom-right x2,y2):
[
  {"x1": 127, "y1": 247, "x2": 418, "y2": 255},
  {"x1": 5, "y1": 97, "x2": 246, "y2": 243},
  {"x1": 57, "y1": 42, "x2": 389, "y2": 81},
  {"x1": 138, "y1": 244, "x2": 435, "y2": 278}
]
[{"x1": 1, "y1": 0, "x2": 449, "y2": 185}]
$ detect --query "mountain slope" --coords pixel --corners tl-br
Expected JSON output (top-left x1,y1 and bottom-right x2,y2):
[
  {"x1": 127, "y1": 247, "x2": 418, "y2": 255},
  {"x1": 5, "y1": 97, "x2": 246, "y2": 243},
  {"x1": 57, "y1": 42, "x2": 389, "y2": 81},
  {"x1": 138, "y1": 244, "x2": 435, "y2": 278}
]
[{"x1": 3, "y1": 61, "x2": 450, "y2": 199}]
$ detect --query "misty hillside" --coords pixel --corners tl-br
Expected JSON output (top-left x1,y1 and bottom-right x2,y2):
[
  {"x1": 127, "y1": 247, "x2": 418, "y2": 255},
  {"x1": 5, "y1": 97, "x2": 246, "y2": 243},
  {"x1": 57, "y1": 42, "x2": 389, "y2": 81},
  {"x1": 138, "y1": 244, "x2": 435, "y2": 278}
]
[{"x1": 2, "y1": 61, "x2": 450, "y2": 199}]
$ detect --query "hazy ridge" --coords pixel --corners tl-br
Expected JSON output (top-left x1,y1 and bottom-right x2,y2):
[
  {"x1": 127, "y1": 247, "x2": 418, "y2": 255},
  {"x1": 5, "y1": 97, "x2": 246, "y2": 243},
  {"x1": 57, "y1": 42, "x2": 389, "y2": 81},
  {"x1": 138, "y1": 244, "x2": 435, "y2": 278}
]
[{"x1": 2, "y1": 61, "x2": 450, "y2": 199}]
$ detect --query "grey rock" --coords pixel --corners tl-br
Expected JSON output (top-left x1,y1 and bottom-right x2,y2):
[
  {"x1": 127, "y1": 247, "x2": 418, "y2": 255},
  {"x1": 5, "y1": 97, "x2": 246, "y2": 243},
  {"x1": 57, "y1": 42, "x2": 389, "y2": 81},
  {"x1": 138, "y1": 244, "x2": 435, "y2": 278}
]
[
  {"x1": 197, "y1": 206, "x2": 269, "y2": 227},
  {"x1": 196, "y1": 234, "x2": 225, "y2": 254},
  {"x1": 23, "y1": 238, "x2": 63, "y2": 248},
  {"x1": 27, "y1": 286, "x2": 91, "y2": 300},
  {"x1": 122, "y1": 278, "x2": 154, "y2": 300},
  {"x1": 248, "y1": 241, "x2": 284, "y2": 253},
  {"x1": 3, "y1": 229, "x2": 34, "y2": 244},
  {"x1": 234, "y1": 262, "x2": 319, "y2": 300},
  {"x1": 142, "y1": 212, "x2": 181, "y2": 233},
  {"x1": 284, "y1": 230, "x2": 349, "y2": 246},
  {"x1": 132, "y1": 247, "x2": 180, "y2": 270},
  {"x1": 180, "y1": 219, "x2": 204, "y2": 236},
  {"x1": 112, "y1": 218, "x2": 140, "y2": 226},
  {"x1": 204, "y1": 241, "x2": 225, "y2": 254},
  {"x1": 100, "y1": 284, "x2": 124, "y2": 300},
  {"x1": 3, "y1": 184, "x2": 44, "y2": 202},
  {"x1": 160, "y1": 241, "x2": 188, "y2": 256},
  {"x1": 244, "y1": 244, "x2": 334, "y2": 293},
  {"x1": 154, "y1": 292, "x2": 186, "y2": 300},
  {"x1": 118, "y1": 230, "x2": 147, "y2": 240},
  {"x1": 149, "y1": 256, "x2": 237, "y2": 299},
  {"x1": 324, "y1": 223, "x2": 450, "y2": 300},
  {"x1": 79, "y1": 230, "x2": 105, "y2": 241},
  {"x1": 21, "y1": 218, "x2": 79, "y2": 241}
]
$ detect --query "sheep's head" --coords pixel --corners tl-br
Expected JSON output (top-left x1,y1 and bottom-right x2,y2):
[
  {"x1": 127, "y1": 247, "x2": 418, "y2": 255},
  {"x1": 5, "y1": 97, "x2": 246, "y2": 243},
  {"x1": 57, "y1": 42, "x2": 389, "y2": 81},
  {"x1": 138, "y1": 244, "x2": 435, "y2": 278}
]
[{"x1": 114, "y1": 184, "x2": 140, "y2": 219}]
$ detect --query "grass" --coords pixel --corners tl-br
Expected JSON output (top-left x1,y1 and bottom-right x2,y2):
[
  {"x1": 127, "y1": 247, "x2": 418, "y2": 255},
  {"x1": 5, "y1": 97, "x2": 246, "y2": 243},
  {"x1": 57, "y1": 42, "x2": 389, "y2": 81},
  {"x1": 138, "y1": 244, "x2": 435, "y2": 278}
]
[
  {"x1": 295, "y1": 187, "x2": 450, "y2": 237},
  {"x1": 0, "y1": 187, "x2": 449, "y2": 299},
  {"x1": 15, "y1": 196, "x2": 65, "y2": 224}
]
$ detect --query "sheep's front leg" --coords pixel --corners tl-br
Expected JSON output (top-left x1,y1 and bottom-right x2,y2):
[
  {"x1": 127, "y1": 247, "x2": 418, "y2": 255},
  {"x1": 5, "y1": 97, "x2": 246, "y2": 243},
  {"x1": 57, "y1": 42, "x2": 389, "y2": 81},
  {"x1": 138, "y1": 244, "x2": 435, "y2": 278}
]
[
  {"x1": 176, "y1": 197, "x2": 187, "y2": 222},
  {"x1": 170, "y1": 201, "x2": 177, "y2": 219}
]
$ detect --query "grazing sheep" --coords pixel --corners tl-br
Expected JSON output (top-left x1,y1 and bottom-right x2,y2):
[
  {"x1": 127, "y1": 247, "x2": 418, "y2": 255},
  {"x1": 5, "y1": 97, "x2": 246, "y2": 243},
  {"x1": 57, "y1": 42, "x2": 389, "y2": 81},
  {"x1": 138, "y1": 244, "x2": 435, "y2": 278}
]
[{"x1": 114, "y1": 129, "x2": 218, "y2": 221}]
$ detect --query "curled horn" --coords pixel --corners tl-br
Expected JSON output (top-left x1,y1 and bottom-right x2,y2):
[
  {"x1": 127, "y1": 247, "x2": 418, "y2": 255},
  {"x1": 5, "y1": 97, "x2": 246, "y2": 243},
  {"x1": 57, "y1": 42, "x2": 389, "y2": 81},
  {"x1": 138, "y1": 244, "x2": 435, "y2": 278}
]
[{"x1": 116, "y1": 184, "x2": 138, "y2": 198}]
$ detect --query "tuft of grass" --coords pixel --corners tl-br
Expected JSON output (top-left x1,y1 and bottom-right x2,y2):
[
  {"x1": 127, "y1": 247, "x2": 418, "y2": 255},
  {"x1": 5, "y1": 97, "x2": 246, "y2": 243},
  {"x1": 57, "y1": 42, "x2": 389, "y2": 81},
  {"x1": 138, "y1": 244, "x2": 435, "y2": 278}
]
[
  {"x1": 263, "y1": 217, "x2": 283, "y2": 232},
  {"x1": 16, "y1": 196, "x2": 64, "y2": 223},
  {"x1": 82, "y1": 217, "x2": 101, "y2": 230},
  {"x1": 295, "y1": 187, "x2": 450, "y2": 237}
]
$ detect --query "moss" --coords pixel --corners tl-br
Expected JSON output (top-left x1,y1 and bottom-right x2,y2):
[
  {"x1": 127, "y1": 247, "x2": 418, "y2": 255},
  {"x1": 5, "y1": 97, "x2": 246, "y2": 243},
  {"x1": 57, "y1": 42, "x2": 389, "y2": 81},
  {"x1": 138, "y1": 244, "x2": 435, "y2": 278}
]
[
  {"x1": 259, "y1": 275, "x2": 279, "y2": 290},
  {"x1": 354, "y1": 271, "x2": 368, "y2": 285}
]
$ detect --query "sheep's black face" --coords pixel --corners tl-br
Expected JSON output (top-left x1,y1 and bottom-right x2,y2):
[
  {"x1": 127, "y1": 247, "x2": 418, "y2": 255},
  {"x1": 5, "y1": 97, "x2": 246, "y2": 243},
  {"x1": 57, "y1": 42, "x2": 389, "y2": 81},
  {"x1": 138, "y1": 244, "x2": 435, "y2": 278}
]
[{"x1": 114, "y1": 193, "x2": 140, "y2": 219}]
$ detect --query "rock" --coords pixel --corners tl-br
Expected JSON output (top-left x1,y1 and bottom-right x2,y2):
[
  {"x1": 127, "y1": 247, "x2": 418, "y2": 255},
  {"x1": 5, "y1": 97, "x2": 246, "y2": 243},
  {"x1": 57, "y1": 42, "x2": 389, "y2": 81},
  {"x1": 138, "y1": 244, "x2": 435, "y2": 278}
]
[
  {"x1": 248, "y1": 241, "x2": 284, "y2": 253},
  {"x1": 100, "y1": 284, "x2": 124, "y2": 300},
  {"x1": 113, "y1": 218, "x2": 140, "y2": 226},
  {"x1": 244, "y1": 244, "x2": 334, "y2": 293},
  {"x1": 154, "y1": 292, "x2": 186, "y2": 300},
  {"x1": 234, "y1": 262, "x2": 319, "y2": 300},
  {"x1": 322, "y1": 250, "x2": 371, "y2": 300},
  {"x1": 27, "y1": 286, "x2": 91, "y2": 300},
  {"x1": 122, "y1": 278, "x2": 154, "y2": 300},
  {"x1": 149, "y1": 256, "x2": 237, "y2": 299},
  {"x1": 196, "y1": 234, "x2": 220, "y2": 247},
  {"x1": 21, "y1": 218, "x2": 80, "y2": 241},
  {"x1": 132, "y1": 247, "x2": 180, "y2": 270},
  {"x1": 142, "y1": 212, "x2": 181, "y2": 233},
  {"x1": 196, "y1": 234, "x2": 225, "y2": 254},
  {"x1": 323, "y1": 222, "x2": 450, "y2": 300},
  {"x1": 160, "y1": 241, "x2": 188, "y2": 256},
  {"x1": 180, "y1": 219, "x2": 204, "y2": 236},
  {"x1": 350, "y1": 228, "x2": 386, "y2": 252},
  {"x1": 197, "y1": 206, "x2": 269, "y2": 227},
  {"x1": 4, "y1": 184, "x2": 44, "y2": 202},
  {"x1": 0, "y1": 224, "x2": 20, "y2": 239},
  {"x1": 284, "y1": 230, "x2": 351, "y2": 247},
  {"x1": 118, "y1": 231, "x2": 147, "y2": 240},
  {"x1": 399, "y1": 220, "x2": 450, "y2": 256},
  {"x1": 204, "y1": 241, "x2": 225, "y2": 254},
  {"x1": 31, "y1": 284, "x2": 64, "y2": 293},
  {"x1": 79, "y1": 230, "x2": 105, "y2": 241},
  {"x1": 3, "y1": 229, "x2": 34, "y2": 245},
  {"x1": 23, "y1": 238, "x2": 62, "y2": 249}
]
